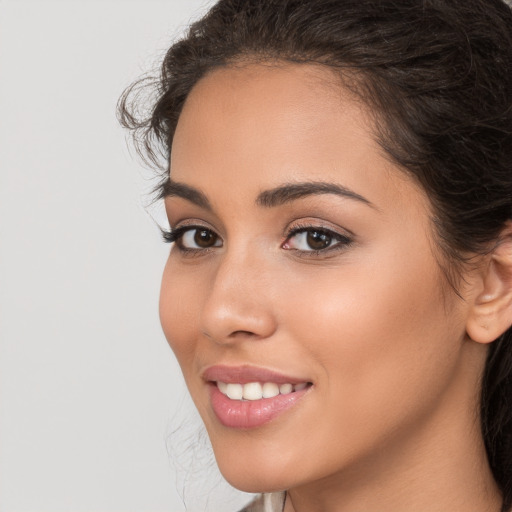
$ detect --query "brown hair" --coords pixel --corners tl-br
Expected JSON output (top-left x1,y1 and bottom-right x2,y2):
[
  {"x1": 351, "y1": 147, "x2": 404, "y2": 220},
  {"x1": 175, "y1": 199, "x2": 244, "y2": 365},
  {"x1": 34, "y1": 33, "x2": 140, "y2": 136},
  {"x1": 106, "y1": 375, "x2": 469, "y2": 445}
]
[{"x1": 118, "y1": 1, "x2": 512, "y2": 508}]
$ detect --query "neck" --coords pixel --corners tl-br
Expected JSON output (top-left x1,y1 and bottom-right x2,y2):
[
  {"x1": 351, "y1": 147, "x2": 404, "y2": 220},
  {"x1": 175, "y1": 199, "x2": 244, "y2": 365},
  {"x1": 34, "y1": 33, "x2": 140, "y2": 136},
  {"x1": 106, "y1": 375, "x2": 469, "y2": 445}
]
[{"x1": 284, "y1": 344, "x2": 502, "y2": 512}]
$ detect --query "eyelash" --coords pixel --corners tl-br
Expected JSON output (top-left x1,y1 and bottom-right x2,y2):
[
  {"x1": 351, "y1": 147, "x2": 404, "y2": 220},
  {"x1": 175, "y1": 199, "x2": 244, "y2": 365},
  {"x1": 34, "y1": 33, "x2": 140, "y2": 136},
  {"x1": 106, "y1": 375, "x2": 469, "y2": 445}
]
[
  {"x1": 162, "y1": 225, "x2": 199, "y2": 244},
  {"x1": 161, "y1": 225, "x2": 220, "y2": 253},
  {"x1": 162, "y1": 223, "x2": 353, "y2": 258}
]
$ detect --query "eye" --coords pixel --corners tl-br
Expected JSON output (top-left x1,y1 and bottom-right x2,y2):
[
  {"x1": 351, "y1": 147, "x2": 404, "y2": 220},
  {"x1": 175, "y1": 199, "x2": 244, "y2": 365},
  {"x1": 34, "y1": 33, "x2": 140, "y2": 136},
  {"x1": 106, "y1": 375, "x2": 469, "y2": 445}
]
[
  {"x1": 162, "y1": 225, "x2": 222, "y2": 251},
  {"x1": 282, "y1": 227, "x2": 352, "y2": 253},
  {"x1": 181, "y1": 228, "x2": 221, "y2": 249}
]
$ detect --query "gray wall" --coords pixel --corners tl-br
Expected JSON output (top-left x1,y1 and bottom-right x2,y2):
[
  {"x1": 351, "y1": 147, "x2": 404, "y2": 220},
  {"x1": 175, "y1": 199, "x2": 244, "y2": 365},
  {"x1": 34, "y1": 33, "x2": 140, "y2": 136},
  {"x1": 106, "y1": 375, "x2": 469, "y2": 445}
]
[{"x1": 0, "y1": 1, "x2": 252, "y2": 511}]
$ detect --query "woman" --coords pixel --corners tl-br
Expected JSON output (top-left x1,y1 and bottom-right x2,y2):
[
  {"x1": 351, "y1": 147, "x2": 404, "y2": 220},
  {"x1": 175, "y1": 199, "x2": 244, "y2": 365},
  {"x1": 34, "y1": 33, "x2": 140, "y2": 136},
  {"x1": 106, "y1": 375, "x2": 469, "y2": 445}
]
[{"x1": 118, "y1": 1, "x2": 512, "y2": 511}]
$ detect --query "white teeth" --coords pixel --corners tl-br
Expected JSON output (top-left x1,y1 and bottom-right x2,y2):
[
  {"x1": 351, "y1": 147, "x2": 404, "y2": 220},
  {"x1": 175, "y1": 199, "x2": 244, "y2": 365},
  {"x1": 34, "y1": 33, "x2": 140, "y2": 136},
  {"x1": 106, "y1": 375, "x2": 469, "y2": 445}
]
[
  {"x1": 262, "y1": 382, "x2": 280, "y2": 398},
  {"x1": 279, "y1": 383, "x2": 293, "y2": 395},
  {"x1": 217, "y1": 381, "x2": 308, "y2": 400},
  {"x1": 243, "y1": 382, "x2": 263, "y2": 400},
  {"x1": 226, "y1": 383, "x2": 243, "y2": 400}
]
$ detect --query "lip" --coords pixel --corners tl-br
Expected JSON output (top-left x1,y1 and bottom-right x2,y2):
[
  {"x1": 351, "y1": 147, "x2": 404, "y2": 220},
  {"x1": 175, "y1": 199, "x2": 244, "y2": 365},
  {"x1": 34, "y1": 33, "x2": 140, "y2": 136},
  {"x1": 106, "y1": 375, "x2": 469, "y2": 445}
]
[
  {"x1": 203, "y1": 365, "x2": 312, "y2": 429},
  {"x1": 202, "y1": 364, "x2": 309, "y2": 385}
]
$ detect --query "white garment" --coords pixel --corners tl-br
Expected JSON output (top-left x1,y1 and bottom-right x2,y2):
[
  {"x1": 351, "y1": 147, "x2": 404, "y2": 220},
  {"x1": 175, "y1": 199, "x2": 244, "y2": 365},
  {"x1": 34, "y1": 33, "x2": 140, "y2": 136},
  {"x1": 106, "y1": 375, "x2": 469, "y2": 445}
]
[{"x1": 239, "y1": 492, "x2": 286, "y2": 512}]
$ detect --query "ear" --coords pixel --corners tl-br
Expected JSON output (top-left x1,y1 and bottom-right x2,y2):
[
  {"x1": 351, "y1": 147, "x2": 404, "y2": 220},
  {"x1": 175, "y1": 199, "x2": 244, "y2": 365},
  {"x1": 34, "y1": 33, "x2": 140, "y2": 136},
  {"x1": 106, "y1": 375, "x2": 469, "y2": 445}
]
[{"x1": 466, "y1": 222, "x2": 512, "y2": 344}]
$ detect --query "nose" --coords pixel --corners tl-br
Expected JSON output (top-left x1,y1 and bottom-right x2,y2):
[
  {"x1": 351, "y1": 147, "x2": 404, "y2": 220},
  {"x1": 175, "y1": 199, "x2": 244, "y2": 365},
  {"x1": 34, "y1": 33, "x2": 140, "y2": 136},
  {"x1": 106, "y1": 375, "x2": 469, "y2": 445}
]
[{"x1": 200, "y1": 249, "x2": 277, "y2": 344}]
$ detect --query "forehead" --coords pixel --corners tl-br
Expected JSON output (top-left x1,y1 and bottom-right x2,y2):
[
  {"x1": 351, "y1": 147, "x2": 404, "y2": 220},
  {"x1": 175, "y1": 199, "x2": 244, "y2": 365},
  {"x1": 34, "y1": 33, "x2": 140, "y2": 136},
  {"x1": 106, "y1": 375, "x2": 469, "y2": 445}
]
[{"x1": 170, "y1": 62, "x2": 424, "y2": 213}]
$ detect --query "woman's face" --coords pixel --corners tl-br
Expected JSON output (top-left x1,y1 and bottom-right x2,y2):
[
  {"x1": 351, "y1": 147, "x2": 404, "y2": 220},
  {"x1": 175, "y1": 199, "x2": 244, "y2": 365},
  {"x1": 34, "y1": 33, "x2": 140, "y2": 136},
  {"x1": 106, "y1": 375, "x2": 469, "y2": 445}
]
[{"x1": 160, "y1": 63, "x2": 477, "y2": 493}]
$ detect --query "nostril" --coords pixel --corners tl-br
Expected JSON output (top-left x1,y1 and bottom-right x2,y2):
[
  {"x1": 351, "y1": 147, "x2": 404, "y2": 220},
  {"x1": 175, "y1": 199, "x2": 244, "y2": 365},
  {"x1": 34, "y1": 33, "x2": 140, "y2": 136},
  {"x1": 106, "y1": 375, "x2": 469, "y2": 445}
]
[
  {"x1": 230, "y1": 330, "x2": 257, "y2": 337},
  {"x1": 202, "y1": 329, "x2": 258, "y2": 341}
]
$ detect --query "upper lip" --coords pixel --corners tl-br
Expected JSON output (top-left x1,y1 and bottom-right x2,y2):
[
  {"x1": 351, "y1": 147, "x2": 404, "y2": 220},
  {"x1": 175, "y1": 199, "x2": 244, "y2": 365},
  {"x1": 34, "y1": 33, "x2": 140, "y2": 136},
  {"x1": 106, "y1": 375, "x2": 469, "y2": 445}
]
[{"x1": 202, "y1": 365, "x2": 310, "y2": 385}]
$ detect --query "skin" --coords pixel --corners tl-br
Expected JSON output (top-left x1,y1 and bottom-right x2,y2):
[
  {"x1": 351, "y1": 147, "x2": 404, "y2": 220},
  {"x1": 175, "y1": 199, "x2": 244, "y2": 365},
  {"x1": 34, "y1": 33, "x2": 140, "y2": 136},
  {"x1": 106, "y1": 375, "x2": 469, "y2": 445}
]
[{"x1": 159, "y1": 62, "x2": 503, "y2": 512}]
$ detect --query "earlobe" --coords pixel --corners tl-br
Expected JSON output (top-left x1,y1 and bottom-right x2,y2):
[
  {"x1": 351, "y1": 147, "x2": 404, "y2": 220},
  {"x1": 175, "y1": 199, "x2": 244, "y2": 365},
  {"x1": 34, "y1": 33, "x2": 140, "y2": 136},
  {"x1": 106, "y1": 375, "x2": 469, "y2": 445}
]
[{"x1": 466, "y1": 223, "x2": 512, "y2": 344}]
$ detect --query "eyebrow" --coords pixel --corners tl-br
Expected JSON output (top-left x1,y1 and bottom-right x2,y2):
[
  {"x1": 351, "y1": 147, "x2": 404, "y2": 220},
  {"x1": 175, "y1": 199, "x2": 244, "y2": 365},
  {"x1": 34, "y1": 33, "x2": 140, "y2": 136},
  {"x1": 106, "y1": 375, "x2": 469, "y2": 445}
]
[
  {"x1": 256, "y1": 181, "x2": 374, "y2": 209},
  {"x1": 160, "y1": 179, "x2": 212, "y2": 211},
  {"x1": 161, "y1": 178, "x2": 374, "y2": 210}
]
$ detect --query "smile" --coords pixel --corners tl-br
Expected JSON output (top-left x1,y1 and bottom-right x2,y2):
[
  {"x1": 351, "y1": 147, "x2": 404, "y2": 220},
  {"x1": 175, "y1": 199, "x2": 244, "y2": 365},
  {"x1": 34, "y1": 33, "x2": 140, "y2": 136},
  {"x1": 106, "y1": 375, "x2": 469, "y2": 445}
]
[
  {"x1": 217, "y1": 381, "x2": 309, "y2": 400},
  {"x1": 203, "y1": 366, "x2": 313, "y2": 428}
]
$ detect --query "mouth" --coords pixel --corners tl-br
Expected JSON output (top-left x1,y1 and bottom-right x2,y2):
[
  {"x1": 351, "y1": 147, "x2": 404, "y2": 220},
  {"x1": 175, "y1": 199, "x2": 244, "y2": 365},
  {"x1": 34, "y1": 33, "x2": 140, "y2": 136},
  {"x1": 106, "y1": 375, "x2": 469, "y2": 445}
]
[
  {"x1": 216, "y1": 380, "x2": 311, "y2": 401},
  {"x1": 203, "y1": 365, "x2": 313, "y2": 429}
]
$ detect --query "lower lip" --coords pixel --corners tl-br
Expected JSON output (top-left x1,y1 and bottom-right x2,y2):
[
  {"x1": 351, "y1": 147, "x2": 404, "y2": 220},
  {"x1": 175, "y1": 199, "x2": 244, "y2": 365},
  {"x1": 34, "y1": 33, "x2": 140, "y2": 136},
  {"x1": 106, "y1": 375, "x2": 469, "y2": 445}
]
[{"x1": 209, "y1": 384, "x2": 310, "y2": 429}]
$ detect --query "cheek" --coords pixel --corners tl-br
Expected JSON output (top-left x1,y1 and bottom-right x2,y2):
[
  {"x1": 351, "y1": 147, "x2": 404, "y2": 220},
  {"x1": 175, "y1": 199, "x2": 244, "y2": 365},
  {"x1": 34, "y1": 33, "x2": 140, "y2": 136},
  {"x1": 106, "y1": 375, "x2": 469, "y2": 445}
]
[
  {"x1": 159, "y1": 258, "x2": 202, "y2": 369},
  {"x1": 279, "y1": 248, "x2": 465, "y2": 429}
]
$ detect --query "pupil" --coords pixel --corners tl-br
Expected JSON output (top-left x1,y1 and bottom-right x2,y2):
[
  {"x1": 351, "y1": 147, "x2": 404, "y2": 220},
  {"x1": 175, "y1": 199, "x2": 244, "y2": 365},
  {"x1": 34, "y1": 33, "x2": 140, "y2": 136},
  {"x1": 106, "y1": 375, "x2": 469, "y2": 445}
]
[
  {"x1": 194, "y1": 229, "x2": 216, "y2": 248},
  {"x1": 306, "y1": 231, "x2": 331, "y2": 250}
]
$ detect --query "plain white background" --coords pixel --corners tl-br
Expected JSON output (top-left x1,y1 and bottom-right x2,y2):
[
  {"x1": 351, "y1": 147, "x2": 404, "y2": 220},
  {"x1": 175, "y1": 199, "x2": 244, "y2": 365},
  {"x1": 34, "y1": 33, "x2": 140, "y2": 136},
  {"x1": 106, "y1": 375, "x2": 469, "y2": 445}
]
[{"x1": 0, "y1": 1, "x2": 253, "y2": 511}]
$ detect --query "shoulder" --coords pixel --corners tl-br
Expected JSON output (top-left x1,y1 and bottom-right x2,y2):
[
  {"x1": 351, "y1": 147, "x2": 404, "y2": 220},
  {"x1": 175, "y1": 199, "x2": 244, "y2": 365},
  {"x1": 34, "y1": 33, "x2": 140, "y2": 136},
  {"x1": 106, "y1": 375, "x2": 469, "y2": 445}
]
[{"x1": 238, "y1": 492, "x2": 286, "y2": 512}]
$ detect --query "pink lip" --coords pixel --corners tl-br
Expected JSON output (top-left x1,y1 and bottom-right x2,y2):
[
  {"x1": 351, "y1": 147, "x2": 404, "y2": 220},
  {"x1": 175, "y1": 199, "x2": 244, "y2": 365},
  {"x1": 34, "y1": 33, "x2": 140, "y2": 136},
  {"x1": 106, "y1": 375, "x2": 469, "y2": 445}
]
[
  {"x1": 202, "y1": 364, "x2": 308, "y2": 385},
  {"x1": 203, "y1": 365, "x2": 312, "y2": 429}
]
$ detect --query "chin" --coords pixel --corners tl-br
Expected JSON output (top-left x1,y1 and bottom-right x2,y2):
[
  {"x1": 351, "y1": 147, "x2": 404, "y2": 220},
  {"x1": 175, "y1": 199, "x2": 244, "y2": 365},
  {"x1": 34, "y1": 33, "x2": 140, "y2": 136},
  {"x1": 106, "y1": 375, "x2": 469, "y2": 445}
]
[
  {"x1": 218, "y1": 464, "x2": 290, "y2": 494},
  {"x1": 209, "y1": 435, "x2": 309, "y2": 494}
]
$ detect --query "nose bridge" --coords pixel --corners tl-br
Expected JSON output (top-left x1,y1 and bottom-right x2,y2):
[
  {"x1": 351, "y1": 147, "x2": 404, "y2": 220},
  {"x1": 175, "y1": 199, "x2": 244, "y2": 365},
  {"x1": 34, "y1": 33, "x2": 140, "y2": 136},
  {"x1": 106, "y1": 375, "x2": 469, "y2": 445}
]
[{"x1": 200, "y1": 241, "x2": 276, "y2": 343}]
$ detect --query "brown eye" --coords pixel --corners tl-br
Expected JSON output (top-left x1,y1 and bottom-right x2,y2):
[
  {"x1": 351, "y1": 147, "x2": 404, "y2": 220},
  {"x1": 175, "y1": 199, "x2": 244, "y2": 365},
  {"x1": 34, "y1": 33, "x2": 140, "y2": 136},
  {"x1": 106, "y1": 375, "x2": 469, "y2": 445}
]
[
  {"x1": 178, "y1": 227, "x2": 222, "y2": 250},
  {"x1": 194, "y1": 229, "x2": 218, "y2": 248},
  {"x1": 282, "y1": 227, "x2": 352, "y2": 254},
  {"x1": 306, "y1": 230, "x2": 332, "y2": 250}
]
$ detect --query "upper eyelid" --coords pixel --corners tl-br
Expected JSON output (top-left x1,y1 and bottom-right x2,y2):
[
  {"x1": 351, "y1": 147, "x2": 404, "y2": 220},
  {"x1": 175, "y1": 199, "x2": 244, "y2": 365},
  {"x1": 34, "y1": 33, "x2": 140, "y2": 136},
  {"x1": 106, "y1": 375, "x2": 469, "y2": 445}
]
[
  {"x1": 284, "y1": 220, "x2": 354, "y2": 239},
  {"x1": 163, "y1": 223, "x2": 216, "y2": 241},
  {"x1": 287, "y1": 225, "x2": 346, "y2": 236},
  {"x1": 164, "y1": 201, "x2": 221, "y2": 227},
  {"x1": 170, "y1": 218, "x2": 220, "y2": 232},
  {"x1": 170, "y1": 223, "x2": 218, "y2": 235}
]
